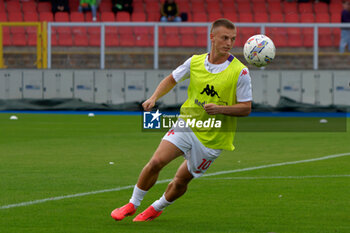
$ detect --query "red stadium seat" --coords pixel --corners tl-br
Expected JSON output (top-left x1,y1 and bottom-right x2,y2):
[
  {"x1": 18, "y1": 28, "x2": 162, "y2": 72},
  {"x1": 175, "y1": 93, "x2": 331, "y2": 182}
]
[
  {"x1": 192, "y1": 12, "x2": 208, "y2": 22},
  {"x1": 239, "y1": 13, "x2": 253, "y2": 22},
  {"x1": 24, "y1": 12, "x2": 38, "y2": 34},
  {"x1": 55, "y1": 12, "x2": 70, "y2": 34},
  {"x1": 298, "y1": 3, "x2": 313, "y2": 14},
  {"x1": 165, "y1": 35, "x2": 181, "y2": 47},
  {"x1": 314, "y1": 2, "x2": 329, "y2": 14},
  {"x1": 180, "y1": 27, "x2": 195, "y2": 35},
  {"x1": 58, "y1": 32, "x2": 73, "y2": 46},
  {"x1": 268, "y1": 2, "x2": 282, "y2": 14},
  {"x1": 89, "y1": 33, "x2": 101, "y2": 46},
  {"x1": 145, "y1": 2, "x2": 159, "y2": 13},
  {"x1": 0, "y1": 12, "x2": 7, "y2": 21},
  {"x1": 74, "y1": 33, "x2": 89, "y2": 46},
  {"x1": 39, "y1": 12, "x2": 54, "y2": 22},
  {"x1": 116, "y1": 12, "x2": 130, "y2": 21},
  {"x1": 285, "y1": 12, "x2": 299, "y2": 22},
  {"x1": 177, "y1": 1, "x2": 190, "y2": 13},
  {"x1": 236, "y1": 2, "x2": 252, "y2": 13},
  {"x1": 85, "y1": 12, "x2": 100, "y2": 22},
  {"x1": 330, "y1": 13, "x2": 340, "y2": 23},
  {"x1": 163, "y1": 26, "x2": 179, "y2": 36},
  {"x1": 300, "y1": 13, "x2": 314, "y2": 23},
  {"x1": 300, "y1": 13, "x2": 314, "y2": 47},
  {"x1": 101, "y1": 12, "x2": 115, "y2": 22},
  {"x1": 221, "y1": 1, "x2": 235, "y2": 14},
  {"x1": 135, "y1": 32, "x2": 151, "y2": 47},
  {"x1": 315, "y1": 13, "x2": 330, "y2": 23},
  {"x1": 271, "y1": 33, "x2": 288, "y2": 47},
  {"x1": 191, "y1": 2, "x2": 206, "y2": 14},
  {"x1": 37, "y1": 2, "x2": 51, "y2": 12},
  {"x1": 8, "y1": 12, "x2": 23, "y2": 21},
  {"x1": 146, "y1": 11, "x2": 160, "y2": 21},
  {"x1": 223, "y1": 12, "x2": 238, "y2": 23},
  {"x1": 253, "y1": 2, "x2": 267, "y2": 14},
  {"x1": 70, "y1": 12, "x2": 86, "y2": 35},
  {"x1": 181, "y1": 34, "x2": 196, "y2": 47},
  {"x1": 119, "y1": 33, "x2": 135, "y2": 46},
  {"x1": 269, "y1": 13, "x2": 284, "y2": 22},
  {"x1": 99, "y1": 1, "x2": 112, "y2": 12},
  {"x1": 105, "y1": 33, "x2": 119, "y2": 47},
  {"x1": 12, "y1": 32, "x2": 27, "y2": 46},
  {"x1": 2, "y1": 31, "x2": 11, "y2": 46},
  {"x1": 283, "y1": 2, "x2": 298, "y2": 14},
  {"x1": 207, "y1": 2, "x2": 221, "y2": 13},
  {"x1": 6, "y1": 1, "x2": 21, "y2": 13},
  {"x1": 27, "y1": 32, "x2": 37, "y2": 46},
  {"x1": 131, "y1": 12, "x2": 146, "y2": 21},
  {"x1": 133, "y1": 2, "x2": 144, "y2": 13},
  {"x1": 329, "y1": 3, "x2": 342, "y2": 14},
  {"x1": 253, "y1": 13, "x2": 269, "y2": 23},
  {"x1": 22, "y1": 1, "x2": 37, "y2": 13},
  {"x1": 208, "y1": 12, "x2": 223, "y2": 22},
  {"x1": 0, "y1": 1, "x2": 5, "y2": 12}
]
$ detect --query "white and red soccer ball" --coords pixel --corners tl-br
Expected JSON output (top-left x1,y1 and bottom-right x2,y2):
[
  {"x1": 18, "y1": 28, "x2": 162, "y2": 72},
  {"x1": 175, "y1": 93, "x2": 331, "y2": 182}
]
[{"x1": 243, "y1": 34, "x2": 276, "y2": 67}]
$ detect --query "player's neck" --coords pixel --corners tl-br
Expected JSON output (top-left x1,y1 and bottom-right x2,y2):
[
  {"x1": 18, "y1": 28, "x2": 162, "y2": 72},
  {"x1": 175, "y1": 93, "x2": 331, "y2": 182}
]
[{"x1": 208, "y1": 52, "x2": 230, "y2": 64}]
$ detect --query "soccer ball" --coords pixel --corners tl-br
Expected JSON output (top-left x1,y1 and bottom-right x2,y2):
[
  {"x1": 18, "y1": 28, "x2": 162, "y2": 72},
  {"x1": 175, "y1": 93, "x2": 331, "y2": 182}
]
[{"x1": 243, "y1": 34, "x2": 276, "y2": 67}]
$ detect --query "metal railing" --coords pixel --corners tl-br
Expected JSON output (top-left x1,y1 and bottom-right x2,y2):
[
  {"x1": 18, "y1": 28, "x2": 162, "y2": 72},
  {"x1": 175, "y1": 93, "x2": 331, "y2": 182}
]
[{"x1": 47, "y1": 22, "x2": 350, "y2": 70}]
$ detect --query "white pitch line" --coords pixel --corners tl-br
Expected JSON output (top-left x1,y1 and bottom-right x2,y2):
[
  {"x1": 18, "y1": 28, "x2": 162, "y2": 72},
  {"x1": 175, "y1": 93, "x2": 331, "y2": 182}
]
[
  {"x1": 1, "y1": 152, "x2": 350, "y2": 210},
  {"x1": 201, "y1": 174, "x2": 350, "y2": 180}
]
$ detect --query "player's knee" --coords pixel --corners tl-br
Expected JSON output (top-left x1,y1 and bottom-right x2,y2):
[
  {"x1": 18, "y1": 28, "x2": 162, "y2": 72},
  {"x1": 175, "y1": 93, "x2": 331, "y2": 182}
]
[
  {"x1": 172, "y1": 177, "x2": 189, "y2": 190},
  {"x1": 147, "y1": 157, "x2": 165, "y2": 172}
]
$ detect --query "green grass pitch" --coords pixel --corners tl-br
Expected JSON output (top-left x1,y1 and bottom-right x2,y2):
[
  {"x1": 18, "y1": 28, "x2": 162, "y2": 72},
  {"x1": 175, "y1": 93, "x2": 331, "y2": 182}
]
[{"x1": 0, "y1": 113, "x2": 349, "y2": 233}]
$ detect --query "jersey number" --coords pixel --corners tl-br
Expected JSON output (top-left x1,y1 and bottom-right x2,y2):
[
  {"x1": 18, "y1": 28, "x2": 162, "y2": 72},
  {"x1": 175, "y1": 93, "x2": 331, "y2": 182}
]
[{"x1": 197, "y1": 159, "x2": 212, "y2": 170}]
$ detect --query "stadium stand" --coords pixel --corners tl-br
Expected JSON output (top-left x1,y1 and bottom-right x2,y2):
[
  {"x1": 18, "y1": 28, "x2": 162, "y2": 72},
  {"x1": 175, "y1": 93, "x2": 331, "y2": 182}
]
[{"x1": 0, "y1": 0, "x2": 344, "y2": 48}]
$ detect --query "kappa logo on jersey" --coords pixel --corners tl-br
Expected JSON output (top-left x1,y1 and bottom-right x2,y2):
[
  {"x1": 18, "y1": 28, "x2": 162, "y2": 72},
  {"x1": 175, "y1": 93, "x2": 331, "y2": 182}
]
[
  {"x1": 143, "y1": 110, "x2": 162, "y2": 129},
  {"x1": 200, "y1": 84, "x2": 220, "y2": 98}
]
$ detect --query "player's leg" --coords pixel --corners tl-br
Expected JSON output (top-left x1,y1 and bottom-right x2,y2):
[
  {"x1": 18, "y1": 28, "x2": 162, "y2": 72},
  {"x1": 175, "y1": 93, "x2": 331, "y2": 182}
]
[
  {"x1": 111, "y1": 140, "x2": 183, "y2": 221},
  {"x1": 133, "y1": 160, "x2": 193, "y2": 221}
]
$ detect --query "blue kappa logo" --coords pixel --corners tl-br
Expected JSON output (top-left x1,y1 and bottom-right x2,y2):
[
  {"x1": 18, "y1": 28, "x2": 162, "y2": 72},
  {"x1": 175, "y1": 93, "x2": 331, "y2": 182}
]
[{"x1": 143, "y1": 110, "x2": 162, "y2": 129}]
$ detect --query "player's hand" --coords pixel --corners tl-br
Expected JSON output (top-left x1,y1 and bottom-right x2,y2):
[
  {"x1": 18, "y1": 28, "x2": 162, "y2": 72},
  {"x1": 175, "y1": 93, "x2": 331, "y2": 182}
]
[
  {"x1": 142, "y1": 98, "x2": 155, "y2": 111},
  {"x1": 204, "y1": 103, "x2": 220, "y2": 115}
]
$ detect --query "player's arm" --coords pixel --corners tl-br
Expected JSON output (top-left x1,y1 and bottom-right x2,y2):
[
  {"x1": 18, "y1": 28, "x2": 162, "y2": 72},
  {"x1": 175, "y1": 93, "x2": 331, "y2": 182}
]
[
  {"x1": 204, "y1": 101, "x2": 251, "y2": 116},
  {"x1": 204, "y1": 67, "x2": 252, "y2": 117},
  {"x1": 142, "y1": 74, "x2": 177, "y2": 111}
]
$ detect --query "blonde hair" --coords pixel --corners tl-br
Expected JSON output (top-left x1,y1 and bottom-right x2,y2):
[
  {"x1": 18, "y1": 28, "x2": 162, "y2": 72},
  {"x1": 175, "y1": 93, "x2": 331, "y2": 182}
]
[{"x1": 210, "y1": 18, "x2": 236, "y2": 33}]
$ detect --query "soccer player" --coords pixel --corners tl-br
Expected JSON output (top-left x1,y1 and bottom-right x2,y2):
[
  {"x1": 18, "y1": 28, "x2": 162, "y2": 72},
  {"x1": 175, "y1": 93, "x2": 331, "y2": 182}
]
[{"x1": 111, "y1": 18, "x2": 252, "y2": 222}]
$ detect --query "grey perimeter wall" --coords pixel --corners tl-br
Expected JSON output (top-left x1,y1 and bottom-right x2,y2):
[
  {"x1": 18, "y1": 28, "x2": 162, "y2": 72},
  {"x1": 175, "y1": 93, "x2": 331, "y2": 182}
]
[{"x1": 0, "y1": 69, "x2": 349, "y2": 107}]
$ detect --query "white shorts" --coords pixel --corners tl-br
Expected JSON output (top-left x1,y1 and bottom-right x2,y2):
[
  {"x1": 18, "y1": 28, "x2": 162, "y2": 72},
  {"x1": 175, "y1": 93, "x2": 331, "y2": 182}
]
[{"x1": 162, "y1": 119, "x2": 222, "y2": 178}]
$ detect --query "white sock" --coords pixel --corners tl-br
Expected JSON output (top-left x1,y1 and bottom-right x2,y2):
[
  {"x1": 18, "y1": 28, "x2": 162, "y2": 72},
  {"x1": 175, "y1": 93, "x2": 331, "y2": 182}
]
[
  {"x1": 151, "y1": 194, "x2": 173, "y2": 211},
  {"x1": 129, "y1": 185, "x2": 147, "y2": 208}
]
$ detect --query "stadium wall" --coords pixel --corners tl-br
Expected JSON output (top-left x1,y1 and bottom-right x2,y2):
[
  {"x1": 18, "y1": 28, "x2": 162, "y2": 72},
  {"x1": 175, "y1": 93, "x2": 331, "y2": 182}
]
[{"x1": 0, "y1": 69, "x2": 349, "y2": 110}]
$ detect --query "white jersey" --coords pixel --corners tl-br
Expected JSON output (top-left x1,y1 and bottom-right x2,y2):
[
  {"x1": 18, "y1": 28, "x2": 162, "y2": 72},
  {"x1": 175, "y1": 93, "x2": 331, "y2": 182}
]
[{"x1": 172, "y1": 54, "x2": 253, "y2": 102}]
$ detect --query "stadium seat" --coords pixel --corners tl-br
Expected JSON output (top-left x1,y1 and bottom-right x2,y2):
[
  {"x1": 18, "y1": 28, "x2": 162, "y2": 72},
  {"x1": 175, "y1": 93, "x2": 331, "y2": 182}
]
[
  {"x1": 192, "y1": 12, "x2": 208, "y2": 22},
  {"x1": 223, "y1": 12, "x2": 238, "y2": 23},
  {"x1": 268, "y1": 2, "x2": 282, "y2": 14},
  {"x1": 333, "y1": 28, "x2": 341, "y2": 47},
  {"x1": 181, "y1": 34, "x2": 196, "y2": 47},
  {"x1": 146, "y1": 11, "x2": 160, "y2": 21},
  {"x1": 22, "y1": 1, "x2": 37, "y2": 13},
  {"x1": 6, "y1": 1, "x2": 21, "y2": 13},
  {"x1": 0, "y1": 12, "x2": 7, "y2": 21},
  {"x1": 330, "y1": 13, "x2": 340, "y2": 23},
  {"x1": 39, "y1": 12, "x2": 53, "y2": 22},
  {"x1": 105, "y1": 32, "x2": 119, "y2": 47},
  {"x1": 314, "y1": 2, "x2": 329, "y2": 14},
  {"x1": 2, "y1": 32, "x2": 11, "y2": 46},
  {"x1": 177, "y1": 1, "x2": 190, "y2": 14},
  {"x1": 0, "y1": 1, "x2": 5, "y2": 12},
  {"x1": 27, "y1": 32, "x2": 37, "y2": 46},
  {"x1": 70, "y1": 12, "x2": 86, "y2": 35},
  {"x1": 85, "y1": 12, "x2": 100, "y2": 22},
  {"x1": 119, "y1": 33, "x2": 135, "y2": 46},
  {"x1": 270, "y1": 33, "x2": 288, "y2": 47},
  {"x1": 234, "y1": 34, "x2": 244, "y2": 47},
  {"x1": 253, "y1": 2, "x2": 268, "y2": 14},
  {"x1": 101, "y1": 12, "x2": 115, "y2": 22},
  {"x1": 58, "y1": 32, "x2": 73, "y2": 46},
  {"x1": 236, "y1": 2, "x2": 252, "y2": 13},
  {"x1": 191, "y1": 2, "x2": 206, "y2": 14},
  {"x1": 8, "y1": 12, "x2": 23, "y2": 21},
  {"x1": 283, "y1": 2, "x2": 298, "y2": 14},
  {"x1": 163, "y1": 26, "x2": 180, "y2": 36},
  {"x1": 207, "y1": 2, "x2": 221, "y2": 13},
  {"x1": 196, "y1": 32, "x2": 207, "y2": 47},
  {"x1": 145, "y1": 2, "x2": 159, "y2": 13},
  {"x1": 116, "y1": 12, "x2": 130, "y2": 21},
  {"x1": 208, "y1": 12, "x2": 223, "y2": 22},
  {"x1": 253, "y1": 13, "x2": 269, "y2": 23},
  {"x1": 37, "y1": 2, "x2": 51, "y2": 12},
  {"x1": 135, "y1": 29, "x2": 151, "y2": 47},
  {"x1": 117, "y1": 26, "x2": 133, "y2": 35},
  {"x1": 269, "y1": 13, "x2": 284, "y2": 22},
  {"x1": 51, "y1": 33, "x2": 58, "y2": 46},
  {"x1": 285, "y1": 12, "x2": 299, "y2": 23},
  {"x1": 133, "y1": 2, "x2": 144, "y2": 13},
  {"x1": 74, "y1": 33, "x2": 89, "y2": 46},
  {"x1": 12, "y1": 32, "x2": 27, "y2": 46},
  {"x1": 55, "y1": 12, "x2": 70, "y2": 34},
  {"x1": 239, "y1": 13, "x2": 253, "y2": 22},
  {"x1": 89, "y1": 33, "x2": 101, "y2": 46},
  {"x1": 300, "y1": 13, "x2": 315, "y2": 47},
  {"x1": 165, "y1": 35, "x2": 181, "y2": 47},
  {"x1": 329, "y1": 3, "x2": 342, "y2": 14},
  {"x1": 99, "y1": 1, "x2": 112, "y2": 12},
  {"x1": 24, "y1": 12, "x2": 38, "y2": 34},
  {"x1": 298, "y1": 2, "x2": 313, "y2": 14},
  {"x1": 180, "y1": 26, "x2": 195, "y2": 36},
  {"x1": 131, "y1": 12, "x2": 146, "y2": 21},
  {"x1": 221, "y1": 1, "x2": 235, "y2": 14}
]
